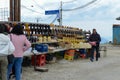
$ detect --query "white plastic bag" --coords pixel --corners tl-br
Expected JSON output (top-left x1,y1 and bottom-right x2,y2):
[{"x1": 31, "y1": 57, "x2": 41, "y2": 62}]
[
  {"x1": 23, "y1": 47, "x2": 32, "y2": 56},
  {"x1": 0, "y1": 40, "x2": 15, "y2": 56}
]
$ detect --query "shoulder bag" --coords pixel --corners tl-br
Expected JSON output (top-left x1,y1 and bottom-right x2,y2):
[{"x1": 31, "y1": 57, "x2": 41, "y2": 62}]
[{"x1": 7, "y1": 34, "x2": 15, "y2": 64}]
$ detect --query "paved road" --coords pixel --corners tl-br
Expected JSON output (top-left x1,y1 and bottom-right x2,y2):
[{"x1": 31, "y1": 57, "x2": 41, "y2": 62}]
[{"x1": 22, "y1": 45, "x2": 120, "y2": 80}]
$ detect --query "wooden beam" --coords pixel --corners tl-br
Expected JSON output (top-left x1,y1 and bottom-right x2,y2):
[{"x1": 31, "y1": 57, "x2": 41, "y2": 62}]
[
  {"x1": 10, "y1": 0, "x2": 21, "y2": 21},
  {"x1": 10, "y1": 0, "x2": 14, "y2": 21}
]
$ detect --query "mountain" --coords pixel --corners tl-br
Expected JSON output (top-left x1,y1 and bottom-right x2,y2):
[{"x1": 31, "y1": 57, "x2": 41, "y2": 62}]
[{"x1": 101, "y1": 37, "x2": 111, "y2": 44}]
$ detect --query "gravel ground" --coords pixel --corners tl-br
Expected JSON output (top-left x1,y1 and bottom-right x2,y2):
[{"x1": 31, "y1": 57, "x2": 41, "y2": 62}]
[{"x1": 21, "y1": 44, "x2": 120, "y2": 80}]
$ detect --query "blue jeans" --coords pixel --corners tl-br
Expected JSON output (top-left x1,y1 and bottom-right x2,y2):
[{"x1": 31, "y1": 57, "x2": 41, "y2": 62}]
[{"x1": 7, "y1": 57, "x2": 23, "y2": 80}]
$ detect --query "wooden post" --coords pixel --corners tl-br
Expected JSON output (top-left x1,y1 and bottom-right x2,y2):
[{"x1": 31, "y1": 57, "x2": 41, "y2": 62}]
[
  {"x1": 10, "y1": 0, "x2": 21, "y2": 21},
  {"x1": 10, "y1": 0, "x2": 14, "y2": 21}
]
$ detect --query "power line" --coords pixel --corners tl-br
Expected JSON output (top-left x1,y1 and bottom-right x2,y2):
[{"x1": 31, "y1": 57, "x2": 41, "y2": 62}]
[
  {"x1": 43, "y1": 16, "x2": 54, "y2": 21},
  {"x1": 62, "y1": 0, "x2": 78, "y2": 4},
  {"x1": 21, "y1": 5, "x2": 44, "y2": 14},
  {"x1": 32, "y1": 0, "x2": 45, "y2": 10},
  {"x1": 62, "y1": 0, "x2": 97, "y2": 11},
  {"x1": 77, "y1": 0, "x2": 101, "y2": 14},
  {"x1": 21, "y1": 5, "x2": 55, "y2": 22},
  {"x1": 50, "y1": 14, "x2": 59, "y2": 24},
  {"x1": 36, "y1": 16, "x2": 54, "y2": 22},
  {"x1": 21, "y1": 0, "x2": 54, "y2": 21}
]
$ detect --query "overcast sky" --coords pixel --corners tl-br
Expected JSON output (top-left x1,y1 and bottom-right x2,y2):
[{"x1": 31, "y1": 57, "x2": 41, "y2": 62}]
[{"x1": 0, "y1": 0, "x2": 120, "y2": 42}]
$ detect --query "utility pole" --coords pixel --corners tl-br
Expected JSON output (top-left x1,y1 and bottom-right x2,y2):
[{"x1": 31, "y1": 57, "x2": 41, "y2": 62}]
[
  {"x1": 36, "y1": 18, "x2": 39, "y2": 23},
  {"x1": 10, "y1": 0, "x2": 21, "y2": 21},
  {"x1": 59, "y1": 1, "x2": 62, "y2": 27}
]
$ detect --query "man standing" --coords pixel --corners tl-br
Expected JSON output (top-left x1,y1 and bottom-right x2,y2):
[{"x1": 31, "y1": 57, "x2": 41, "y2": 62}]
[{"x1": 88, "y1": 29, "x2": 101, "y2": 62}]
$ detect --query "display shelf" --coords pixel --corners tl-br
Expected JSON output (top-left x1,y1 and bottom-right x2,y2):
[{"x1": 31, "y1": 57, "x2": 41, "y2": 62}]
[
  {"x1": 0, "y1": 21, "x2": 91, "y2": 54},
  {"x1": 32, "y1": 41, "x2": 59, "y2": 45},
  {"x1": 48, "y1": 48, "x2": 67, "y2": 53}
]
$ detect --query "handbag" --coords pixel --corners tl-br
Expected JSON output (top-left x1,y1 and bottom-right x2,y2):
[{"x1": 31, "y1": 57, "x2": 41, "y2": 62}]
[
  {"x1": 7, "y1": 34, "x2": 15, "y2": 64},
  {"x1": 7, "y1": 54, "x2": 14, "y2": 63},
  {"x1": 89, "y1": 41, "x2": 96, "y2": 46}
]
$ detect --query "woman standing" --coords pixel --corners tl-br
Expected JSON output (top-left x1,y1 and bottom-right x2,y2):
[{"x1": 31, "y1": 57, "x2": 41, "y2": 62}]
[
  {"x1": 7, "y1": 24, "x2": 31, "y2": 80},
  {"x1": 0, "y1": 24, "x2": 15, "y2": 80}
]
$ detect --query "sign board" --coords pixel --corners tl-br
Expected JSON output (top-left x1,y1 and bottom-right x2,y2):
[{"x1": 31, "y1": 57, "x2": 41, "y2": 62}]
[{"x1": 45, "y1": 10, "x2": 59, "y2": 15}]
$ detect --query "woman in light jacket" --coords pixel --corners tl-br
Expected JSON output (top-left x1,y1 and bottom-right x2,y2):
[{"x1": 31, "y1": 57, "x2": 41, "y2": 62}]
[
  {"x1": 7, "y1": 24, "x2": 31, "y2": 80},
  {"x1": 0, "y1": 24, "x2": 15, "y2": 80}
]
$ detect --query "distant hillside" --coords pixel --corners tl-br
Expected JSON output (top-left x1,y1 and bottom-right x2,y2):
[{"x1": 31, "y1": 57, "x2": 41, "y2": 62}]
[{"x1": 101, "y1": 37, "x2": 110, "y2": 44}]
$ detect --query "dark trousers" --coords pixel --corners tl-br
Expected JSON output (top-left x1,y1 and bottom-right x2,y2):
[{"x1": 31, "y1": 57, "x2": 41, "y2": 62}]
[{"x1": 90, "y1": 46, "x2": 99, "y2": 60}]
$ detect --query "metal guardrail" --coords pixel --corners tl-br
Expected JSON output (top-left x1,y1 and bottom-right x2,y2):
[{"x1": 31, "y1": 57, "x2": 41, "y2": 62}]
[
  {"x1": 0, "y1": 61, "x2": 2, "y2": 80},
  {"x1": 99, "y1": 46, "x2": 107, "y2": 57}
]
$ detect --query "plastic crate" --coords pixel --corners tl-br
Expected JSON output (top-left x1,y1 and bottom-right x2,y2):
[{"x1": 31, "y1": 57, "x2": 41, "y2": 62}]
[{"x1": 32, "y1": 54, "x2": 46, "y2": 66}]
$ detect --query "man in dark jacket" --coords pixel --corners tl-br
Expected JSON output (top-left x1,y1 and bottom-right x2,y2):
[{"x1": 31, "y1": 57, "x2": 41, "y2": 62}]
[{"x1": 89, "y1": 29, "x2": 101, "y2": 62}]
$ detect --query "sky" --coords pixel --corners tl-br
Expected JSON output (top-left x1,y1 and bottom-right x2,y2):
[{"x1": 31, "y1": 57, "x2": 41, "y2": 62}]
[{"x1": 0, "y1": 0, "x2": 120, "y2": 43}]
